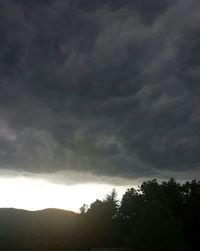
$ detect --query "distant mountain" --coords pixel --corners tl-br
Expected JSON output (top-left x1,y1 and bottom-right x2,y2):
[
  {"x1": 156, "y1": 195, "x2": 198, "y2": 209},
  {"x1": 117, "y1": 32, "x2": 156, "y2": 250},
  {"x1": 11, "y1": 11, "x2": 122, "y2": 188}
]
[{"x1": 0, "y1": 208, "x2": 78, "y2": 251}]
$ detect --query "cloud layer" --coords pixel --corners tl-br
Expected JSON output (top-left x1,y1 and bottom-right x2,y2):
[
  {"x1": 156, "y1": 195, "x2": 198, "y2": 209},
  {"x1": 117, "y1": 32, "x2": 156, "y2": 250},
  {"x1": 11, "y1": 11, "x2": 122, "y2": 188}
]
[{"x1": 0, "y1": 0, "x2": 200, "y2": 182}]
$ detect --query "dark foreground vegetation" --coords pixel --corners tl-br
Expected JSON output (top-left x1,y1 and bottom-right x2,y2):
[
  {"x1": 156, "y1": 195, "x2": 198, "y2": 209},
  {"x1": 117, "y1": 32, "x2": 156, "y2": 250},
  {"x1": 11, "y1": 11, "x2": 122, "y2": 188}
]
[{"x1": 0, "y1": 178, "x2": 199, "y2": 251}]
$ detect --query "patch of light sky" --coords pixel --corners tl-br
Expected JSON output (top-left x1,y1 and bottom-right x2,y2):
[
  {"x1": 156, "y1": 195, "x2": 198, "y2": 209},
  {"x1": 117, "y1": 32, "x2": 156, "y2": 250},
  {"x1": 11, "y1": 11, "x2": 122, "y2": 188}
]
[{"x1": 0, "y1": 176, "x2": 131, "y2": 212}]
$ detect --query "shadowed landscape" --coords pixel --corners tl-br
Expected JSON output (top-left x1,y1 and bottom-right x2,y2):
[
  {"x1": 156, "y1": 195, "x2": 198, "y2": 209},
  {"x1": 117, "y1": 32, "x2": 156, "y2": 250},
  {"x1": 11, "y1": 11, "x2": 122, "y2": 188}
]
[
  {"x1": 0, "y1": 0, "x2": 200, "y2": 250},
  {"x1": 0, "y1": 178, "x2": 199, "y2": 251}
]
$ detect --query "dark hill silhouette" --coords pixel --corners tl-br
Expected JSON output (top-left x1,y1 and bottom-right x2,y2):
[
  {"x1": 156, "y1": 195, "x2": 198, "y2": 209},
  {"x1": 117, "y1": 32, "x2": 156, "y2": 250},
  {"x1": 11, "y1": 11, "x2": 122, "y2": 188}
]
[
  {"x1": 0, "y1": 208, "x2": 78, "y2": 251},
  {"x1": 38, "y1": 207, "x2": 75, "y2": 214}
]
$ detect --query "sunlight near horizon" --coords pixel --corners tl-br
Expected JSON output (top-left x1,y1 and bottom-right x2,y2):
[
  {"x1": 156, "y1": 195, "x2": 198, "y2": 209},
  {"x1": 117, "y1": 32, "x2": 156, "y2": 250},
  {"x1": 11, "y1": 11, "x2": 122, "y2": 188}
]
[{"x1": 0, "y1": 177, "x2": 128, "y2": 212}]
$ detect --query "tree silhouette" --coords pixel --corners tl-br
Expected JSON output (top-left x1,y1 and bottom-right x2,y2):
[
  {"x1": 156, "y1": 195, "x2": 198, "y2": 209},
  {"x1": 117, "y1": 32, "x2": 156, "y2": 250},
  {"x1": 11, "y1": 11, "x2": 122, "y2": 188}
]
[
  {"x1": 79, "y1": 204, "x2": 88, "y2": 214},
  {"x1": 126, "y1": 200, "x2": 189, "y2": 251},
  {"x1": 85, "y1": 190, "x2": 119, "y2": 248},
  {"x1": 116, "y1": 178, "x2": 199, "y2": 250}
]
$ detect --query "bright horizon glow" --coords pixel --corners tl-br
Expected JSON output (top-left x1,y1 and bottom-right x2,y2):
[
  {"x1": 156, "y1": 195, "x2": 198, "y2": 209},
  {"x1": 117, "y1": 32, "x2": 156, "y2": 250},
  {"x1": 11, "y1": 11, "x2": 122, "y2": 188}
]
[{"x1": 0, "y1": 177, "x2": 129, "y2": 212}]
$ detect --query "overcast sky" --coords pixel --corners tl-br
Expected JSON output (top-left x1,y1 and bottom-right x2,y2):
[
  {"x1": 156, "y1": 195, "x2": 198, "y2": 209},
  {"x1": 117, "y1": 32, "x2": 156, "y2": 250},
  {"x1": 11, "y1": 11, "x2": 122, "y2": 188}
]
[{"x1": 0, "y1": 0, "x2": 200, "y2": 185}]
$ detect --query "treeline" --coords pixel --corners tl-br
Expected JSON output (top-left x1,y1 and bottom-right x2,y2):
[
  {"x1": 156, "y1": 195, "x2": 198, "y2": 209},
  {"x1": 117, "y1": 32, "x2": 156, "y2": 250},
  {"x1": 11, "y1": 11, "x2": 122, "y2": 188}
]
[
  {"x1": 0, "y1": 178, "x2": 199, "y2": 251},
  {"x1": 76, "y1": 178, "x2": 200, "y2": 251}
]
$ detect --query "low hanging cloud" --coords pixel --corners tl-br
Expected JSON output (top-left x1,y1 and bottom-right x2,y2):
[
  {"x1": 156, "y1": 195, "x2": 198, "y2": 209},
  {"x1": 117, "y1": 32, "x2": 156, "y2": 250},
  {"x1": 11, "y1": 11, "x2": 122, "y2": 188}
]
[{"x1": 0, "y1": 0, "x2": 200, "y2": 183}]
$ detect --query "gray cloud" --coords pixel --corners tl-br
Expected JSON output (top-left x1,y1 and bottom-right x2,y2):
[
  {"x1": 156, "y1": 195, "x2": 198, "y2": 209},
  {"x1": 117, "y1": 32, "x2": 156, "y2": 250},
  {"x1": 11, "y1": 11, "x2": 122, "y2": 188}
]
[{"x1": 0, "y1": 0, "x2": 200, "y2": 183}]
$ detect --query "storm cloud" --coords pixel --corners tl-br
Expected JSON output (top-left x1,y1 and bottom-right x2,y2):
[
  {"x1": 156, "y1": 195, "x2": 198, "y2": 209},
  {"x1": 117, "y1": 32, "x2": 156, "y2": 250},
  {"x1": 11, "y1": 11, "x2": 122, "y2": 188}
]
[{"x1": 0, "y1": 0, "x2": 200, "y2": 182}]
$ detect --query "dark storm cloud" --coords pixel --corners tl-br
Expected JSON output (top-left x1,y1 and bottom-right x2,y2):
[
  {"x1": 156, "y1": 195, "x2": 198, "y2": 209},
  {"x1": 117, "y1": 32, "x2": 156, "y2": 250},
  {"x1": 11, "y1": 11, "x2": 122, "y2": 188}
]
[{"x1": 0, "y1": 0, "x2": 200, "y2": 181}]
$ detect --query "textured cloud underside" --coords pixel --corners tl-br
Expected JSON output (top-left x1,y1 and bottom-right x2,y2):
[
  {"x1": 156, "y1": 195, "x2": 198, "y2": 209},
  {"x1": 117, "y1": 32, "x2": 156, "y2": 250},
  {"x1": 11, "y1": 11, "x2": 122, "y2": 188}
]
[{"x1": 0, "y1": 0, "x2": 200, "y2": 182}]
